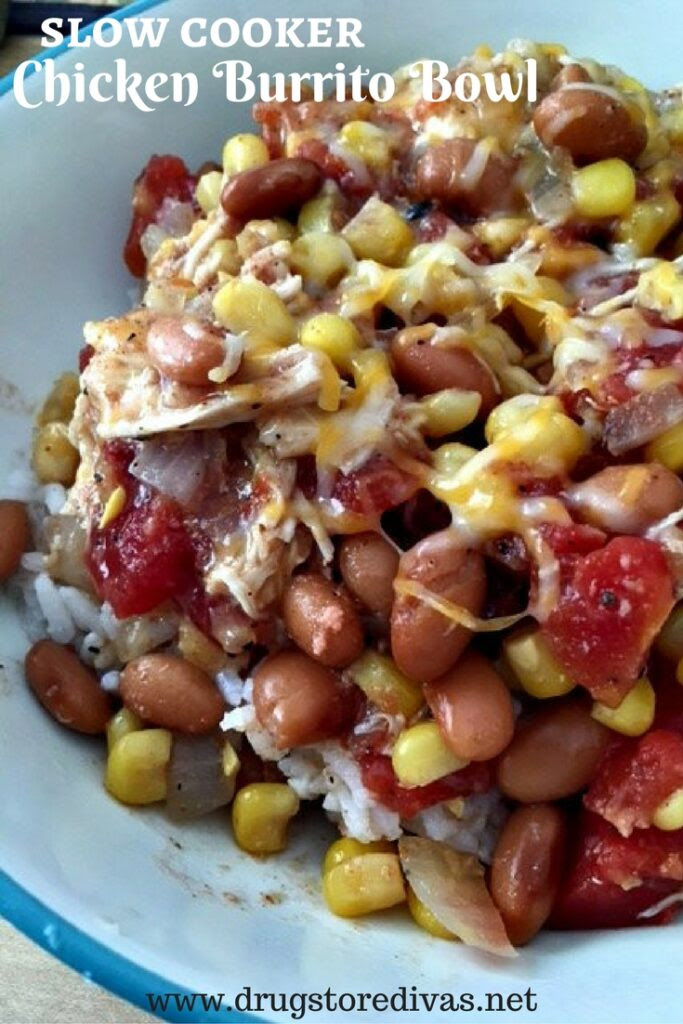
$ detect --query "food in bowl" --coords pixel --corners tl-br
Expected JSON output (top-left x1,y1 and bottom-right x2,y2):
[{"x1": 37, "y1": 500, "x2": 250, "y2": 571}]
[{"x1": 5, "y1": 38, "x2": 683, "y2": 956}]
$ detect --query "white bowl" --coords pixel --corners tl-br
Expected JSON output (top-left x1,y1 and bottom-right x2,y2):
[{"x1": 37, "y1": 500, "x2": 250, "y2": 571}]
[{"x1": 1, "y1": 2, "x2": 682, "y2": 1021}]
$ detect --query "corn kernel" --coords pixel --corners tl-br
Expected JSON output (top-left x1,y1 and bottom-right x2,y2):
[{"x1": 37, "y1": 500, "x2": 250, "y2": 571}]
[
  {"x1": 195, "y1": 170, "x2": 223, "y2": 214},
  {"x1": 418, "y1": 389, "x2": 481, "y2": 437},
  {"x1": 317, "y1": 354, "x2": 342, "y2": 413},
  {"x1": 571, "y1": 159, "x2": 636, "y2": 219},
  {"x1": 99, "y1": 486, "x2": 126, "y2": 530},
  {"x1": 210, "y1": 238, "x2": 241, "y2": 275},
  {"x1": 178, "y1": 618, "x2": 226, "y2": 675},
  {"x1": 342, "y1": 197, "x2": 413, "y2": 267},
  {"x1": 222, "y1": 133, "x2": 269, "y2": 176},
  {"x1": 391, "y1": 722, "x2": 469, "y2": 788},
  {"x1": 503, "y1": 625, "x2": 574, "y2": 699},
  {"x1": 339, "y1": 121, "x2": 391, "y2": 170},
  {"x1": 298, "y1": 195, "x2": 337, "y2": 234},
  {"x1": 657, "y1": 606, "x2": 683, "y2": 661},
  {"x1": 652, "y1": 787, "x2": 683, "y2": 831},
  {"x1": 222, "y1": 741, "x2": 241, "y2": 785},
  {"x1": 106, "y1": 708, "x2": 142, "y2": 753},
  {"x1": 290, "y1": 232, "x2": 355, "y2": 291},
  {"x1": 591, "y1": 676, "x2": 656, "y2": 737},
  {"x1": 646, "y1": 421, "x2": 683, "y2": 472},
  {"x1": 105, "y1": 729, "x2": 171, "y2": 805},
  {"x1": 616, "y1": 192, "x2": 681, "y2": 257},
  {"x1": 32, "y1": 422, "x2": 79, "y2": 485},
  {"x1": 323, "y1": 837, "x2": 394, "y2": 875},
  {"x1": 637, "y1": 262, "x2": 683, "y2": 322},
  {"x1": 323, "y1": 853, "x2": 406, "y2": 917},
  {"x1": 472, "y1": 217, "x2": 531, "y2": 260},
  {"x1": 428, "y1": 443, "x2": 478, "y2": 501},
  {"x1": 486, "y1": 395, "x2": 588, "y2": 473},
  {"x1": 407, "y1": 886, "x2": 456, "y2": 940},
  {"x1": 37, "y1": 373, "x2": 79, "y2": 426},
  {"x1": 232, "y1": 782, "x2": 299, "y2": 854},
  {"x1": 538, "y1": 240, "x2": 602, "y2": 279},
  {"x1": 347, "y1": 651, "x2": 424, "y2": 718},
  {"x1": 213, "y1": 278, "x2": 295, "y2": 345},
  {"x1": 299, "y1": 313, "x2": 361, "y2": 372}
]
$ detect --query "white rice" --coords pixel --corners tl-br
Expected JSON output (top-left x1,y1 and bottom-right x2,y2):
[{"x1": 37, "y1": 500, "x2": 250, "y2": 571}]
[
  {"x1": 9, "y1": 478, "x2": 506, "y2": 861},
  {"x1": 221, "y1": 700, "x2": 506, "y2": 854}
]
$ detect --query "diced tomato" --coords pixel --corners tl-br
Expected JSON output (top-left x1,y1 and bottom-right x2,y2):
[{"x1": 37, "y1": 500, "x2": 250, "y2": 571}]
[
  {"x1": 592, "y1": 814, "x2": 683, "y2": 886},
  {"x1": 332, "y1": 456, "x2": 420, "y2": 522},
  {"x1": 78, "y1": 344, "x2": 95, "y2": 373},
  {"x1": 86, "y1": 440, "x2": 198, "y2": 618},
  {"x1": 356, "y1": 751, "x2": 493, "y2": 819},
  {"x1": 87, "y1": 488, "x2": 197, "y2": 619},
  {"x1": 543, "y1": 537, "x2": 675, "y2": 705},
  {"x1": 595, "y1": 373, "x2": 636, "y2": 409},
  {"x1": 123, "y1": 155, "x2": 196, "y2": 278},
  {"x1": 537, "y1": 522, "x2": 606, "y2": 587},
  {"x1": 549, "y1": 811, "x2": 682, "y2": 930},
  {"x1": 584, "y1": 729, "x2": 683, "y2": 836},
  {"x1": 296, "y1": 137, "x2": 349, "y2": 184}
]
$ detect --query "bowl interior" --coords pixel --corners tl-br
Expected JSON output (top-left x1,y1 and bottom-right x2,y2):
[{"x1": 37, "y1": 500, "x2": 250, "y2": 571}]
[{"x1": 1, "y1": 2, "x2": 682, "y2": 1020}]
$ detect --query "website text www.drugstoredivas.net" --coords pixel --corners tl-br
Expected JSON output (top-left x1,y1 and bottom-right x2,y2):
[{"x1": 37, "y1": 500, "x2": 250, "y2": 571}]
[
  {"x1": 12, "y1": 14, "x2": 537, "y2": 112},
  {"x1": 146, "y1": 985, "x2": 539, "y2": 1019}
]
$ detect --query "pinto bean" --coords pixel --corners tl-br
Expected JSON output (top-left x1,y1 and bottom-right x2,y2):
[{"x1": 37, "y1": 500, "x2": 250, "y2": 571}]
[
  {"x1": 119, "y1": 654, "x2": 224, "y2": 734},
  {"x1": 147, "y1": 316, "x2": 233, "y2": 386},
  {"x1": 425, "y1": 649, "x2": 515, "y2": 761},
  {"x1": 338, "y1": 533, "x2": 399, "y2": 617},
  {"x1": 391, "y1": 324, "x2": 499, "y2": 414},
  {"x1": 24, "y1": 639, "x2": 112, "y2": 734},
  {"x1": 252, "y1": 650, "x2": 352, "y2": 748},
  {"x1": 566, "y1": 464, "x2": 683, "y2": 535},
  {"x1": 415, "y1": 138, "x2": 519, "y2": 216},
  {"x1": 496, "y1": 700, "x2": 611, "y2": 802},
  {"x1": 282, "y1": 573, "x2": 364, "y2": 668},
  {"x1": 221, "y1": 157, "x2": 322, "y2": 221},
  {"x1": 533, "y1": 87, "x2": 647, "y2": 165},
  {"x1": 390, "y1": 529, "x2": 487, "y2": 682},
  {"x1": 0, "y1": 500, "x2": 30, "y2": 582},
  {"x1": 490, "y1": 803, "x2": 568, "y2": 946}
]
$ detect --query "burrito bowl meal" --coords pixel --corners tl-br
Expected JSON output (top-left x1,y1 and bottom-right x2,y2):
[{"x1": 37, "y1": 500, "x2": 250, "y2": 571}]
[{"x1": 5, "y1": 39, "x2": 683, "y2": 957}]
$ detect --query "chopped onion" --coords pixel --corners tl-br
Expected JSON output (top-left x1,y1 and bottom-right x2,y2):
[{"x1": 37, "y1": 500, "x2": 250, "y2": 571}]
[
  {"x1": 167, "y1": 734, "x2": 238, "y2": 819},
  {"x1": 398, "y1": 837, "x2": 516, "y2": 957},
  {"x1": 44, "y1": 515, "x2": 93, "y2": 592},
  {"x1": 642, "y1": 326, "x2": 683, "y2": 348},
  {"x1": 129, "y1": 434, "x2": 211, "y2": 505},
  {"x1": 603, "y1": 384, "x2": 683, "y2": 455}
]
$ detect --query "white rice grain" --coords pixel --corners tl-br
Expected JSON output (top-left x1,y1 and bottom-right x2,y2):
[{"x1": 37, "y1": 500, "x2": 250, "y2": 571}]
[
  {"x1": 41, "y1": 483, "x2": 67, "y2": 515},
  {"x1": 100, "y1": 670, "x2": 121, "y2": 693},
  {"x1": 34, "y1": 573, "x2": 75, "y2": 644},
  {"x1": 60, "y1": 587, "x2": 106, "y2": 635},
  {"x1": 20, "y1": 552, "x2": 46, "y2": 573}
]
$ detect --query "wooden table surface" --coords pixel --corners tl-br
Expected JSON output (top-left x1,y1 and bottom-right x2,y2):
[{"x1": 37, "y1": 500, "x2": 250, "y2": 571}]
[{"x1": 1, "y1": 32, "x2": 154, "y2": 1024}]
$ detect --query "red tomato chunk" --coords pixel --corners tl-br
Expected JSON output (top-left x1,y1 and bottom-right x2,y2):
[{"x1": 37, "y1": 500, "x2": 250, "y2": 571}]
[
  {"x1": 549, "y1": 812, "x2": 682, "y2": 930},
  {"x1": 332, "y1": 456, "x2": 419, "y2": 521},
  {"x1": 357, "y1": 751, "x2": 493, "y2": 819},
  {"x1": 584, "y1": 729, "x2": 683, "y2": 836},
  {"x1": 123, "y1": 154, "x2": 196, "y2": 278},
  {"x1": 543, "y1": 537, "x2": 675, "y2": 706},
  {"x1": 86, "y1": 441, "x2": 198, "y2": 619}
]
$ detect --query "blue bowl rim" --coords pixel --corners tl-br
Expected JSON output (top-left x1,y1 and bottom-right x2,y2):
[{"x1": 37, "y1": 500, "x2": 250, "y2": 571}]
[{"x1": 0, "y1": 2, "x2": 265, "y2": 1019}]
